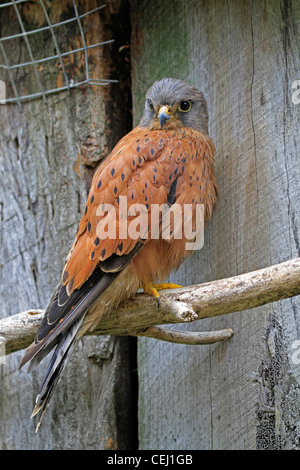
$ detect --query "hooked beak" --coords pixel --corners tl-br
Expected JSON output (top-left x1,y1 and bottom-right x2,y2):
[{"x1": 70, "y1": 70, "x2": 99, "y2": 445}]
[{"x1": 158, "y1": 105, "x2": 172, "y2": 128}]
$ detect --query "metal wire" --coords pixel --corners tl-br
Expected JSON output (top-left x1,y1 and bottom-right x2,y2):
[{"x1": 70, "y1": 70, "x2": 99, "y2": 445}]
[
  {"x1": 72, "y1": 0, "x2": 89, "y2": 84},
  {"x1": 0, "y1": 5, "x2": 107, "y2": 41},
  {"x1": 0, "y1": 1, "x2": 117, "y2": 109},
  {"x1": 0, "y1": 41, "x2": 21, "y2": 109},
  {"x1": 12, "y1": 0, "x2": 47, "y2": 103},
  {"x1": 38, "y1": 0, "x2": 70, "y2": 94}
]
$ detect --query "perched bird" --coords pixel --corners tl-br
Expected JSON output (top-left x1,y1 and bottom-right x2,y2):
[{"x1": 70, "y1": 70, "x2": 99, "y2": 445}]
[{"x1": 20, "y1": 78, "x2": 217, "y2": 430}]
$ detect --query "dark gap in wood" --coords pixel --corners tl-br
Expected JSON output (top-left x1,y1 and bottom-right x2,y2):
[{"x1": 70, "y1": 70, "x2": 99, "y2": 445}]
[{"x1": 101, "y1": 0, "x2": 138, "y2": 449}]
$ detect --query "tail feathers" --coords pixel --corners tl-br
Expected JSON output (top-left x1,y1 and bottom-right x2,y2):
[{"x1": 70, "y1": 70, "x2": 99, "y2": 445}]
[
  {"x1": 20, "y1": 271, "x2": 119, "y2": 372},
  {"x1": 31, "y1": 317, "x2": 84, "y2": 433}
]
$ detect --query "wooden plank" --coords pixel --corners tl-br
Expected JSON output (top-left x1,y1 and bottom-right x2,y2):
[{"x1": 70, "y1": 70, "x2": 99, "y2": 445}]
[{"x1": 131, "y1": 0, "x2": 300, "y2": 449}]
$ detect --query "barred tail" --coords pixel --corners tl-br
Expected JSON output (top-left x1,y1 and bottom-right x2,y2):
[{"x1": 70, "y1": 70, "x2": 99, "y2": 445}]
[{"x1": 31, "y1": 317, "x2": 84, "y2": 433}]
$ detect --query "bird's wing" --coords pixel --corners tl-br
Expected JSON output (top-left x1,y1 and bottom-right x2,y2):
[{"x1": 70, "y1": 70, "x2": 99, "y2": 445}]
[{"x1": 20, "y1": 127, "x2": 192, "y2": 371}]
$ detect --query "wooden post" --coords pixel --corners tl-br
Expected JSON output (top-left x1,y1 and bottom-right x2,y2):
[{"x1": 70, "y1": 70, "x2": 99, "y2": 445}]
[
  {"x1": 131, "y1": 0, "x2": 300, "y2": 450},
  {"x1": 0, "y1": 0, "x2": 135, "y2": 450}
]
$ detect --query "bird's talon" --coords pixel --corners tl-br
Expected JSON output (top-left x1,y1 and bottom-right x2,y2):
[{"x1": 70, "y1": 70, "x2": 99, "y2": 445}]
[
  {"x1": 154, "y1": 283, "x2": 183, "y2": 290},
  {"x1": 143, "y1": 282, "x2": 182, "y2": 307}
]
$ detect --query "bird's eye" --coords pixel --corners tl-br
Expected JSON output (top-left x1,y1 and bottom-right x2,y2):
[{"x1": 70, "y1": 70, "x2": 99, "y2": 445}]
[
  {"x1": 147, "y1": 99, "x2": 154, "y2": 111},
  {"x1": 178, "y1": 100, "x2": 191, "y2": 112}
]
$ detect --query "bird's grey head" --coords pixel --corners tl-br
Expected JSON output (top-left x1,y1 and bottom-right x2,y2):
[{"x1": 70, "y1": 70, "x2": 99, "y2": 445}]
[{"x1": 139, "y1": 78, "x2": 209, "y2": 134}]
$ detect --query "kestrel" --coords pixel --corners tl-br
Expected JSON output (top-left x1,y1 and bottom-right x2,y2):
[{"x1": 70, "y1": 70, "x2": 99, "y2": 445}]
[{"x1": 20, "y1": 78, "x2": 217, "y2": 429}]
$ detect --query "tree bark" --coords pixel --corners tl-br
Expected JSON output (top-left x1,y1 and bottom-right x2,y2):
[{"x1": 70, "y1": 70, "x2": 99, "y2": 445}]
[{"x1": 0, "y1": 0, "x2": 135, "y2": 450}]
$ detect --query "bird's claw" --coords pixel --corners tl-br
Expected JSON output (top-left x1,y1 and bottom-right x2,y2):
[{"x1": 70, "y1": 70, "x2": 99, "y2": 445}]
[{"x1": 143, "y1": 282, "x2": 183, "y2": 308}]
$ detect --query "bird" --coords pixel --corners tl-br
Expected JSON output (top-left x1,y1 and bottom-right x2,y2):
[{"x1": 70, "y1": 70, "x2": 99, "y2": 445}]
[{"x1": 20, "y1": 77, "x2": 218, "y2": 431}]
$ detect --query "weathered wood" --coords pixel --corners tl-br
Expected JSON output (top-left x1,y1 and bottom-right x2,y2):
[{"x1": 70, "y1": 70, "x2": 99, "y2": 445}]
[
  {"x1": 1, "y1": 257, "x2": 299, "y2": 354},
  {"x1": 134, "y1": 326, "x2": 234, "y2": 345},
  {"x1": 131, "y1": 0, "x2": 300, "y2": 450},
  {"x1": 0, "y1": 0, "x2": 134, "y2": 450},
  {"x1": 1, "y1": 0, "x2": 300, "y2": 451}
]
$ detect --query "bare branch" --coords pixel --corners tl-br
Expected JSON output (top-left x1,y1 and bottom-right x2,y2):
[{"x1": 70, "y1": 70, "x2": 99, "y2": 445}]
[
  {"x1": 1, "y1": 257, "x2": 299, "y2": 355},
  {"x1": 0, "y1": 309, "x2": 44, "y2": 355},
  {"x1": 133, "y1": 326, "x2": 234, "y2": 344}
]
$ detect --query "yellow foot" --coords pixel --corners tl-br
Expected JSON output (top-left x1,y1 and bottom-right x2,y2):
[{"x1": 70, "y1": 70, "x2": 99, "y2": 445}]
[{"x1": 143, "y1": 282, "x2": 182, "y2": 308}]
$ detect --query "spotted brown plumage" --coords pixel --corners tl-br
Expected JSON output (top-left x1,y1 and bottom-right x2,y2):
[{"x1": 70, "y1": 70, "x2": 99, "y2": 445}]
[{"x1": 20, "y1": 78, "x2": 218, "y2": 430}]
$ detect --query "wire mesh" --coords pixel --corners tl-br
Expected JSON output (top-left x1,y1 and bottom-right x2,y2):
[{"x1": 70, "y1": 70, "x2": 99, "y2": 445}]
[{"x1": 0, "y1": 0, "x2": 117, "y2": 109}]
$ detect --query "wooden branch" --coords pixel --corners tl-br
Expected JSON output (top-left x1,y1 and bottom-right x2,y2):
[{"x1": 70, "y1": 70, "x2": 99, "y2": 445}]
[
  {"x1": 0, "y1": 309, "x2": 44, "y2": 356},
  {"x1": 0, "y1": 258, "x2": 299, "y2": 355},
  {"x1": 133, "y1": 326, "x2": 234, "y2": 344}
]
